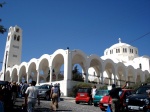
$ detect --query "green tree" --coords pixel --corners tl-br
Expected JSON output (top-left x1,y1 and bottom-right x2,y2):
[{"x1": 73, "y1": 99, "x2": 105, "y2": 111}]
[
  {"x1": 72, "y1": 65, "x2": 84, "y2": 81},
  {"x1": 0, "y1": 2, "x2": 7, "y2": 34}
]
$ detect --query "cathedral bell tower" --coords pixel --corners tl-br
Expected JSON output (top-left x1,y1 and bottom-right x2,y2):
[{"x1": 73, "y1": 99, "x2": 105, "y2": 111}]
[{"x1": 0, "y1": 25, "x2": 22, "y2": 81}]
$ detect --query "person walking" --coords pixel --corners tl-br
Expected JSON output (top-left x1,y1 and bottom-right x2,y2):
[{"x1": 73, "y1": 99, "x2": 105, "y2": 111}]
[
  {"x1": 11, "y1": 81, "x2": 17, "y2": 104},
  {"x1": 50, "y1": 83, "x2": 60, "y2": 111},
  {"x1": 21, "y1": 81, "x2": 29, "y2": 97},
  {"x1": 109, "y1": 81, "x2": 128, "y2": 112},
  {"x1": 25, "y1": 81, "x2": 40, "y2": 112}
]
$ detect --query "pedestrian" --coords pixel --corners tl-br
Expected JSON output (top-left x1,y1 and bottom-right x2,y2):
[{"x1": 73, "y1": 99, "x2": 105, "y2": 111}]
[
  {"x1": 11, "y1": 81, "x2": 17, "y2": 103},
  {"x1": 21, "y1": 81, "x2": 29, "y2": 97},
  {"x1": 109, "y1": 81, "x2": 128, "y2": 112},
  {"x1": 50, "y1": 83, "x2": 60, "y2": 111},
  {"x1": 57, "y1": 83, "x2": 61, "y2": 102},
  {"x1": 24, "y1": 81, "x2": 40, "y2": 112},
  {"x1": 91, "y1": 85, "x2": 97, "y2": 103}
]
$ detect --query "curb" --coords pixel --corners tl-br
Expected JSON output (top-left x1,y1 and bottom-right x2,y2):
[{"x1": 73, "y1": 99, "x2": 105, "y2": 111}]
[{"x1": 61, "y1": 97, "x2": 75, "y2": 100}]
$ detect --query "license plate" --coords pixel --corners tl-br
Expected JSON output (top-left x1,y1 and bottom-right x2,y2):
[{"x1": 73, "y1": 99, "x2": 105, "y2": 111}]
[
  {"x1": 80, "y1": 94, "x2": 84, "y2": 96},
  {"x1": 103, "y1": 104, "x2": 108, "y2": 106},
  {"x1": 129, "y1": 106, "x2": 139, "y2": 110}
]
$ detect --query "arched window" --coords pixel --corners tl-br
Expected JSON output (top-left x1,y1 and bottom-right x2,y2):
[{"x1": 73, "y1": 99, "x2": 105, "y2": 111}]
[
  {"x1": 16, "y1": 28, "x2": 19, "y2": 32},
  {"x1": 14, "y1": 35, "x2": 17, "y2": 40},
  {"x1": 17, "y1": 36, "x2": 20, "y2": 41}
]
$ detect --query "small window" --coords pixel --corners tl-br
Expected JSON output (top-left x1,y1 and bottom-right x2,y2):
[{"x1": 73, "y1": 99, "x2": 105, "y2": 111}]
[
  {"x1": 130, "y1": 49, "x2": 132, "y2": 53},
  {"x1": 125, "y1": 48, "x2": 127, "y2": 53},
  {"x1": 13, "y1": 54, "x2": 17, "y2": 57},
  {"x1": 14, "y1": 35, "x2": 17, "y2": 40},
  {"x1": 136, "y1": 50, "x2": 137, "y2": 54},
  {"x1": 118, "y1": 49, "x2": 120, "y2": 53},
  {"x1": 139, "y1": 63, "x2": 142, "y2": 69},
  {"x1": 7, "y1": 36, "x2": 10, "y2": 41}
]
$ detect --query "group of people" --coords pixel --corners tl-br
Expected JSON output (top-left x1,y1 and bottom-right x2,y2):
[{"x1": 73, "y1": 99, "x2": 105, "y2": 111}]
[
  {"x1": 0, "y1": 80, "x2": 61, "y2": 112},
  {"x1": 24, "y1": 81, "x2": 61, "y2": 112},
  {"x1": 0, "y1": 80, "x2": 128, "y2": 112},
  {"x1": 0, "y1": 80, "x2": 30, "y2": 112}
]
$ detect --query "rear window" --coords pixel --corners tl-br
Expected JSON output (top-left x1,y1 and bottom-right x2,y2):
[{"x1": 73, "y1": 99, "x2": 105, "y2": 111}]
[
  {"x1": 136, "y1": 86, "x2": 150, "y2": 94},
  {"x1": 78, "y1": 88, "x2": 91, "y2": 93},
  {"x1": 96, "y1": 90, "x2": 108, "y2": 96}
]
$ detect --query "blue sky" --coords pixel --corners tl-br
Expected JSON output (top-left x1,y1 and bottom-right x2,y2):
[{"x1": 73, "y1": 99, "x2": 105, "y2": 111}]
[{"x1": 0, "y1": 0, "x2": 150, "y2": 70}]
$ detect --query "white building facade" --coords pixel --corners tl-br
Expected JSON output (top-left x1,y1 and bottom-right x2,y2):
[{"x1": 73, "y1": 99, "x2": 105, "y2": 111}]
[{"x1": 0, "y1": 26, "x2": 150, "y2": 96}]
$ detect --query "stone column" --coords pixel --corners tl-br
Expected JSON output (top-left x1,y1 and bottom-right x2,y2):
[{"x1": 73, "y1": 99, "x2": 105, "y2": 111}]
[
  {"x1": 49, "y1": 66, "x2": 52, "y2": 83},
  {"x1": 37, "y1": 70, "x2": 40, "y2": 84}
]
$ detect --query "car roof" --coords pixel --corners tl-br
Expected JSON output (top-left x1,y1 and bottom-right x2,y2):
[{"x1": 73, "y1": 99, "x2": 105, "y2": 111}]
[
  {"x1": 79, "y1": 87, "x2": 91, "y2": 89},
  {"x1": 122, "y1": 89, "x2": 133, "y2": 91},
  {"x1": 0, "y1": 81, "x2": 9, "y2": 85}
]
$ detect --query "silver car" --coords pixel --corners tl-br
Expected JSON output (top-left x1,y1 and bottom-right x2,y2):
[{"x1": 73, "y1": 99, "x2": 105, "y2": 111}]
[{"x1": 36, "y1": 84, "x2": 52, "y2": 100}]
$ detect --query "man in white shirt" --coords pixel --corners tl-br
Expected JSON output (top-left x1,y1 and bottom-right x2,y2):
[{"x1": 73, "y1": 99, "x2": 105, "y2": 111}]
[{"x1": 25, "y1": 81, "x2": 40, "y2": 112}]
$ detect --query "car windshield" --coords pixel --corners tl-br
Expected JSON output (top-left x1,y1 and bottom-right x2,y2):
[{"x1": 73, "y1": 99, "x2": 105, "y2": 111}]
[
  {"x1": 136, "y1": 87, "x2": 150, "y2": 94},
  {"x1": 95, "y1": 90, "x2": 108, "y2": 96},
  {"x1": 37, "y1": 85, "x2": 51, "y2": 89},
  {"x1": 35, "y1": 86, "x2": 40, "y2": 89}
]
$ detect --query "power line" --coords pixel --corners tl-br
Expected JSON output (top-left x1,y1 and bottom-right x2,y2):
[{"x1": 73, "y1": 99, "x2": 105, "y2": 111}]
[{"x1": 130, "y1": 31, "x2": 150, "y2": 43}]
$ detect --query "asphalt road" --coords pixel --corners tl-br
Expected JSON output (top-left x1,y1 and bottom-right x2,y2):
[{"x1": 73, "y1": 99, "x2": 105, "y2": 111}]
[{"x1": 13, "y1": 97, "x2": 104, "y2": 112}]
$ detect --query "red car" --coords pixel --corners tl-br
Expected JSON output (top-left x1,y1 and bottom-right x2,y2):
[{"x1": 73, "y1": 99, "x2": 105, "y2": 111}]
[
  {"x1": 75, "y1": 87, "x2": 92, "y2": 105},
  {"x1": 99, "y1": 89, "x2": 133, "y2": 111}
]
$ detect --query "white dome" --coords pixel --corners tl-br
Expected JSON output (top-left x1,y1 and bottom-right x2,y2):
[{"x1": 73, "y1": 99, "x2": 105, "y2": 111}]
[
  {"x1": 109, "y1": 42, "x2": 131, "y2": 49},
  {"x1": 103, "y1": 38, "x2": 139, "y2": 62}
]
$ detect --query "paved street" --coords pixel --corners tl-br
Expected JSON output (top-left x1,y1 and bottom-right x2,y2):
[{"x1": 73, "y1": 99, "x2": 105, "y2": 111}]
[{"x1": 13, "y1": 97, "x2": 104, "y2": 112}]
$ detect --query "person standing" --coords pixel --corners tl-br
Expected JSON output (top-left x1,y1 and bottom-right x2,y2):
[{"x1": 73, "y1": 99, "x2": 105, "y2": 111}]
[
  {"x1": 91, "y1": 85, "x2": 97, "y2": 104},
  {"x1": 109, "y1": 82, "x2": 128, "y2": 112},
  {"x1": 25, "y1": 81, "x2": 40, "y2": 112}
]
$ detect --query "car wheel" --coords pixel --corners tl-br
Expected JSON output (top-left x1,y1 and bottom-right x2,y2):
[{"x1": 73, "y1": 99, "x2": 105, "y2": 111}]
[
  {"x1": 45, "y1": 94, "x2": 50, "y2": 100},
  {"x1": 76, "y1": 101, "x2": 79, "y2": 104},
  {"x1": 88, "y1": 99, "x2": 92, "y2": 105},
  {"x1": 101, "y1": 108, "x2": 105, "y2": 111},
  {"x1": 94, "y1": 103, "x2": 97, "y2": 106}
]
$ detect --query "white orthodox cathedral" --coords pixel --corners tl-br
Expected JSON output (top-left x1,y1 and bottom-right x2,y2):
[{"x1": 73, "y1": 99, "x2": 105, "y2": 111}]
[{"x1": 0, "y1": 25, "x2": 150, "y2": 96}]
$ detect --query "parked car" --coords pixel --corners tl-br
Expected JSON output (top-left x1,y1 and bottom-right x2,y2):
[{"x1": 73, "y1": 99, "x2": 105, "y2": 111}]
[
  {"x1": 99, "y1": 89, "x2": 133, "y2": 111},
  {"x1": 75, "y1": 87, "x2": 92, "y2": 105},
  {"x1": 0, "y1": 81, "x2": 13, "y2": 111},
  {"x1": 125, "y1": 84, "x2": 150, "y2": 112},
  {"x1": 93, "y1": 90, "x2": 109, "y2": 106},
  {"x1": 36, "y1": 84, "x2": 53, "y2": 100}
]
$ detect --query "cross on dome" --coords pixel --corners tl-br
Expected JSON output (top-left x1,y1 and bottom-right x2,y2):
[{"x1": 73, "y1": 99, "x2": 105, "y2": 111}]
[{"x1": 118, "y1": 38, "x2": 121, "y2": 43}]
